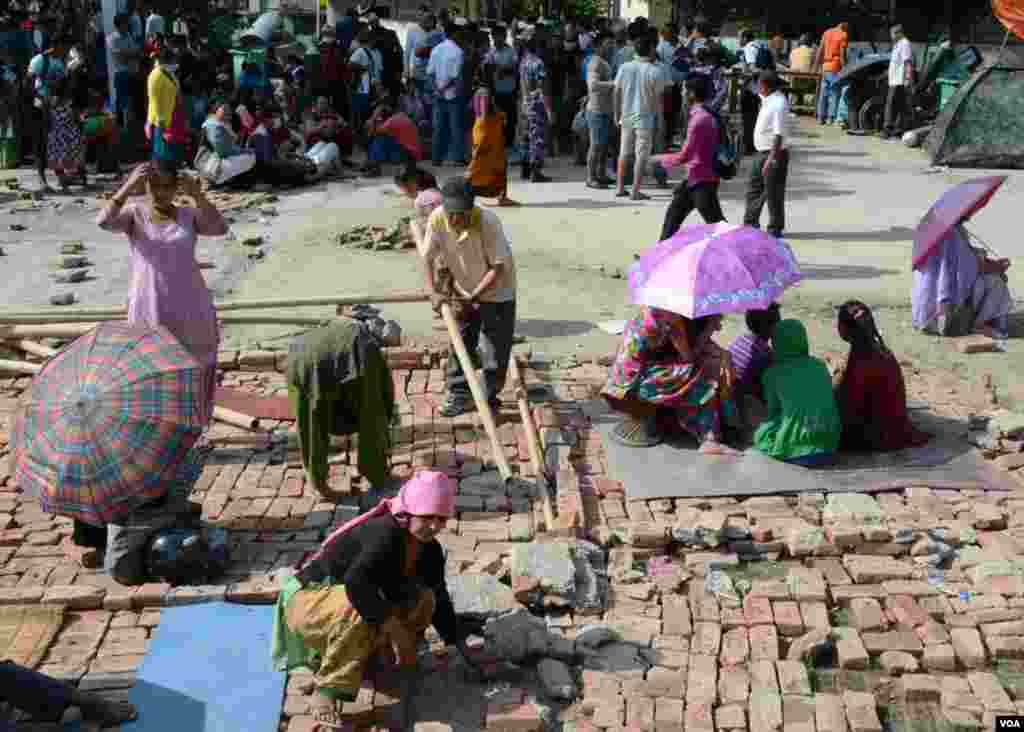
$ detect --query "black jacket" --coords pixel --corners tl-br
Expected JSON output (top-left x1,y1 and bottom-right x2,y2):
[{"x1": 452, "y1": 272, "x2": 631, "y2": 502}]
[{"x1": 296, "y1": 513, "x2": 459, "y2": 644}]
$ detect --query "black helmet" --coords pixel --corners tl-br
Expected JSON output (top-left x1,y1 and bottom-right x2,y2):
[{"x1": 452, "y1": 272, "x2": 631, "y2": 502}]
[{"x1": 146, "y1": 527, "x2": 230, "y2": 585}]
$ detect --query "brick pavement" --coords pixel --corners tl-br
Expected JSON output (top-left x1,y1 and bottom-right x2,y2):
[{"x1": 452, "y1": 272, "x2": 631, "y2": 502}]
[{"x1": 4, "y1": 349, "x2": 1024, "y2": 730}]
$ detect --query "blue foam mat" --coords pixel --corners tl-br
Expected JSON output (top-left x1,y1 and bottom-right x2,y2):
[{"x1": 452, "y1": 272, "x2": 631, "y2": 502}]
[{"x1": 124, "y1": 603, "x2": 284, "y2": 732}]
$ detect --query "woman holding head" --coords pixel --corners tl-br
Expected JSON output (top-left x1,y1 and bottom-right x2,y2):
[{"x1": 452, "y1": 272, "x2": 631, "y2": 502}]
[{"x1": 97, "y1": 162, "x2": 228, "y2": 426}]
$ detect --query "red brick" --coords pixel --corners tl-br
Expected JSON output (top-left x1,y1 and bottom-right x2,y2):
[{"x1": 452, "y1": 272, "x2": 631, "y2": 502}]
[
  {"x1": 773, "y1": 601, "x2": 805, "y2": 636},
  {"x1": 745, "y1": 594, "x2": 774, "y2": 626},
  {"x1": 886, "y1": 596, "x2": 930, "y2": 629}
]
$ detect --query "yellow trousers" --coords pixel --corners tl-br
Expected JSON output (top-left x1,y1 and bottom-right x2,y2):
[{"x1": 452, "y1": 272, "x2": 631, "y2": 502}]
[{"x1": 284, "y1": 584, "x2": 434, "y2": 700}]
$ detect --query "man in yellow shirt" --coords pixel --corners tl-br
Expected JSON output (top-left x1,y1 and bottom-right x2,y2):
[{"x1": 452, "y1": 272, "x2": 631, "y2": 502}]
[
  {"x1": 421, "y1": 177, "x2": 518, "y2": 417},
  {"x1": 789, "y1": 35, "x2": 815, "y2": 72}
]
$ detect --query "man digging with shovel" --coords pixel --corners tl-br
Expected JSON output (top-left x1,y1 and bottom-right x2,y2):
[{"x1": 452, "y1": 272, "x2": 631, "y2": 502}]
[{"x1": 420, "y1": 176, "x2": 518, "y2": 418}]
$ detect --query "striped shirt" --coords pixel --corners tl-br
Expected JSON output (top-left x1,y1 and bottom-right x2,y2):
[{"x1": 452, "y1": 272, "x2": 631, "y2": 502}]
[{"x1": 728, "y1": 332, "x2": 772, "y2": 395}]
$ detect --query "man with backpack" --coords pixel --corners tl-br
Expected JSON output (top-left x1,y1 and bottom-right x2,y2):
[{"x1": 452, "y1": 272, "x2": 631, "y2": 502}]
[{"x1": 655, "y1": 74, "x2": 727, "y2": 240}]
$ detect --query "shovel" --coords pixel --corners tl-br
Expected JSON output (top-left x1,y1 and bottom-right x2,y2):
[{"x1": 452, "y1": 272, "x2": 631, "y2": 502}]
[
  {"x1": 508, "y1": 355, "x2": 557, "y2": 530},
  {"x1": 439, "y1": 302, "x2": 513, "y2": 480}
]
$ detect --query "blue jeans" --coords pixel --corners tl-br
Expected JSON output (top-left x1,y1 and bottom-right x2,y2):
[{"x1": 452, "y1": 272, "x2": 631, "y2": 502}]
[
  {"x1": 817, "y1": 72, "x2": 842, "y2": 123},
  {"x1": 352, "y1": 92, "x2": 370, "y2": 131},
  {"x1": 367, "y1": 135, "x2": 409, "y2": 164},
  {"x1": 784, "y1": 451, "x2": 836, "y2": 468},
  {"x1": 432, "y1": 96, "x2": 466, "y2": 164}
]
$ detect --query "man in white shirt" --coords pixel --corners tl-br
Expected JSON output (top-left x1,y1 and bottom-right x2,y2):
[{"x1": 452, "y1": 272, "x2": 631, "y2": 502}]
[
  {"x1": 882, "y1": 24, "x2": 915, "y2": 140},
  {"x1": 426, "y1": 26, "x2": 466, "y2": 165},
  {"x1": 743, "y1": 70, "x2": 790, "y2": 238}
]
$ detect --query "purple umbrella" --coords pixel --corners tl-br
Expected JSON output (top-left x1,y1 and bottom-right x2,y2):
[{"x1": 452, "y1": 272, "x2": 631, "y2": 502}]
[
  {"x1": 912, "y1": 176, "x2": 1006, "y2": 271},
  {"x1": 629, "y1": 223, "x2": 802, "y2": 318}
]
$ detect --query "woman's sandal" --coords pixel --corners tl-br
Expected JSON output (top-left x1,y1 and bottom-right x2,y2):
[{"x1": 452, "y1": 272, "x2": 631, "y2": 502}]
[
  {"x1": 698, "y1": 438, "x2": 741, "y2": 456},
  {"x1": 309, "y1": 693, "x2": 345, "y2": 729},
  {"x1": 609, "y1": 416, "x2": 663, "y2": 448}
]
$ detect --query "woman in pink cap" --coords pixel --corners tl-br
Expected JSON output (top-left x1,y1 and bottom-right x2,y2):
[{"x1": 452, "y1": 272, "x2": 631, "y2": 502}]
[{"x1": 271, "y1": 470, "x2": 480, "y2": 727}]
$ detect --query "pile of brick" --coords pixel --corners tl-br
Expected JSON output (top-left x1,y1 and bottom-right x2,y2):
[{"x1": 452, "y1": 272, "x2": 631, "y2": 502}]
[{"x1": 335, "y1": 220, "x2": 415, "y2": 252}]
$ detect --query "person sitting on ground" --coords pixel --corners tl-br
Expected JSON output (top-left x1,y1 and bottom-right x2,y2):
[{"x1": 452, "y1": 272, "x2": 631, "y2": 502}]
[
  {"x1": 602, "y1": 307, "x2": 739, "y2": 454},
  {"x1": 1, "y1": 660, "x2": 137, "y2": 731},
  {"x1": 466, "y1": 85, "x2": 519, "y2": 207},
  {"x1": 272, "y1": 471, "x2": 482, "y2": 728},
  {"x1": 727, "y1": 303, "x2": 780, "y2": 432},
  {"x1": 362, "y1": 101, "x2": 422, "y2": 176},
  {"x1": 284, "y1": 318, "x2": 395, "y2": 497},
  {"x1": 199, "y1": 100, "x2": 257, "y2": 186},
  {"x1": 833, "y1": 300, "x2": 930, "y2": 452},
  {"x1": 912, "y1": 222, "x2": 1013, "y2": 339},
  {"x1": 304, "y1": 96, "x2": 354, "y2": 160},
  {"x1": 421, "y1": 177, "x2": 518, "y2": 417},
  {"x1": 247, "y1": 107, "x2": 312, "y2": 187},
  {"x1": 753, "y1": 319, "x2": 840, "y2": 466}
]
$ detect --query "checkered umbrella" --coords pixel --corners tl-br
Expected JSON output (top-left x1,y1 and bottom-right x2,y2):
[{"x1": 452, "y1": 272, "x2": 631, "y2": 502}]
[{"x1": 12, "y1": 322, "x2": 205, "y2": 526}]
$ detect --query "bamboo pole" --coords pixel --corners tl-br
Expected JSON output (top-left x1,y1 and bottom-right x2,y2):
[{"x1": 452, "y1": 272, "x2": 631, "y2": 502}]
[
  {"x1": 0, "y1": 324, "x2": 97, "y2": 339},
  {"x1": 509, "y1": 355, "x2": 556, "y2": 530},
  {"x1": 0, "y1": 290, "x2": 432, "y2": 322},
  {"x1": 9, "y1": 340, "x2": 59, "y2": 359},
  {"x1": 440, "y1": 303, "x2": 513, "y2": 481},
  {"x1": 212, "y1": 406, "x2": 261, "y2": 431},
  {"x1": 0, "y1": 359, "x2": 42, "y2": 375}
]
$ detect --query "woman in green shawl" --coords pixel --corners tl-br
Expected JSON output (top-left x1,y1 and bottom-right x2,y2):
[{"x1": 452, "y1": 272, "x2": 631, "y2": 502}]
[{"x1": 754, "y1": 319, "x2": 840, "y2": 466}]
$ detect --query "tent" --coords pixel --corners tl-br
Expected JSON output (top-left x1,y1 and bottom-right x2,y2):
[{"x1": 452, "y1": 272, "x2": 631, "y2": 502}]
[{"x1": 926, "y1": 59, "x2": 1024, "y2": 168}]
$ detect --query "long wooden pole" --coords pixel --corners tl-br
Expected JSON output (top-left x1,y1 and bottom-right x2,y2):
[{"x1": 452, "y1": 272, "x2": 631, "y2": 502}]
[
  {"x1": 8, "y1": 340, "x2": 59, "y2": 359},
  {"x1": 508, "y1": 355, "x2": 556, "y2": 530},
  {"x1": 439, "y1": 303, "x2": 512, "y2": 481},
  {"x1": 0, "y1": 290, "x2": 431, "y2": 322},
  {"x1": 0, "y1": 324, "x2": 98, "y2": 339},
  {"x1": 212, "y1": 405, "x2": 261, "y2": 431},
  {"x1": 0, "y1": 359, "x2": 42, "y2": 375}
]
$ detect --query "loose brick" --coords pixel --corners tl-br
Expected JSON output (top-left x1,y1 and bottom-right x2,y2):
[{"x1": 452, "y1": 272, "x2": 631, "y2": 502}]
[
  {"x1": 848, "y1": 598, "x2": 886, "y2": 631},
  {"x1": 967, "y1": 672, "x2": 1015, "y2": 713},
  {"x1": 987, "y1": 636, "x2": 1024, "y2": 660},
  {"x1": 834, "y1": 628, "x2": 869, "y2": 670},
  {"x1": 749, "y1": 689, "x2": 783, "y2": 732},
  {"x1": 814, "y1": 694, "x2": 848, "y2": 732},
  {"x1": 745, "y1": 595, "x2": 774, "y2": 626},
  {"x1": 886, "y1": 596, "x2": 930, "y2": 629},
  {"x1": 693, "y1": 622, "x2": 722, "y2": 656},
  {"x1": 860, "y1": 630, "x2": 923, "y2": 656},
  {"x1": 686, "y1": 654, "x2": 718, "y2": 704},
  {"x1": 783, "y1": 695, "x2": 816, "y2": 732},
  {"x1": 655, "y1": 698, "x2": 685, "y2": 732},
  {"x1": 720, "y1": 627, "x2": 750, "y2": 667},
  {"x1": 642, "y1": 667, "x2": 686, "y2": 699},
  {"x1": 800, "y1": 602, "x2": 830, "y2": 631},
  {"x1": 951, "y1": 627, "x2": 989, "y2": 668},
  {"x1": 900, "y1": 675, "x2": 941, "y2": 703},
  {"x1": 716, "y1": 703, "x2": 747, "y2": 731},
  {"x1": 719, "y1": 666, "x2": 750, "y2": 705},
  {"x1": 41, "y1": 585, "x2": 105, "y2": 610},
  {"x1": 922, "y1": 643, "x2": 957, "y2": 671},
  {"x1": 749, "y1": 624, "x2": 780, "y2": 661},
  {"x1": 776, "y1": 660, "x2": 812, "y2": 696},
  {"x1": 773, "y1": 601, "x2": 805, "y2": 637},
  {"x1": 626, "y1": 696, "x2": 655, "y2": 731},
  {"x1": 842, "y1": 691, "x2": 882, "y2": 732}
]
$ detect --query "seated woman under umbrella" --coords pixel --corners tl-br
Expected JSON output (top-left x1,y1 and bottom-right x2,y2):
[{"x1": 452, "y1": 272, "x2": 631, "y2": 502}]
[
  {"x1": 272, "y1": 471, "x2": 482, "y2": 727},
  {"x1": 601, "y1": 308, "x2": 739, "y2": 453},
  {"x1": 912, "y1": 221, "x2": 1012, "y2": 339}
]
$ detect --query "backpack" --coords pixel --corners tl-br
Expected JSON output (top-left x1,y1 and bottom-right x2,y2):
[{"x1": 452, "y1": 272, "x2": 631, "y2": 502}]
[
  {"x1": 708, "y1": 107, "x2": 737, "y2": 180},
  {"x1": 754, "y1": 42, "x2": 775, "y2": 71}
]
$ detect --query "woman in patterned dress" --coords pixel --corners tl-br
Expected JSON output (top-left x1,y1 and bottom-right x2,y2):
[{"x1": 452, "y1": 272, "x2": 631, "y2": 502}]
[
  {"x1": 517, "y1": 36, "x2": 552, "y2": 183},
  {"x1": 47, "y1": 80, "x2": 86, "y2": 190},
  {"x1": 602, "y1": 307, "x2": 738, "y2": 454}
]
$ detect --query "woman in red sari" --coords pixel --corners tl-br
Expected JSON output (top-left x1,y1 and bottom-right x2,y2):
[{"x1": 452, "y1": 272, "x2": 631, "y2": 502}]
[{"x1": 834, "y1": 300, "x2": 930, "y2": 452}]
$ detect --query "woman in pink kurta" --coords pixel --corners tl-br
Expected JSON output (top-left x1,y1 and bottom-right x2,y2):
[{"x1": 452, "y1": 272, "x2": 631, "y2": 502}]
[{"x1": 96, "y1": 163, "x2": 228, "y2": 426}]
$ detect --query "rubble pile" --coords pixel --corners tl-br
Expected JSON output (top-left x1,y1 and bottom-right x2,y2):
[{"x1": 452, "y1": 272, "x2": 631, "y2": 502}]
[{"x1": 335, "y1": 220, "x2": 415, "y2": 252}]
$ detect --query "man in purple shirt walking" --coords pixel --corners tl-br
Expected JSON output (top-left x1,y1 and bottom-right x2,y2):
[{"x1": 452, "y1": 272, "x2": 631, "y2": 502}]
[{"x1": 655, "y1": 74, "x2": 726, "y2": 241}]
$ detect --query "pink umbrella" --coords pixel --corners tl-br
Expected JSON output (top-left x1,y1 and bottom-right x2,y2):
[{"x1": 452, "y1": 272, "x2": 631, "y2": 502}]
[
  {"x1": 628, "y1": 223, "x2": 802, "y2": 318},
  {"x1": 912, "y1": 176, "x2": 1006, "y2": 271}
]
